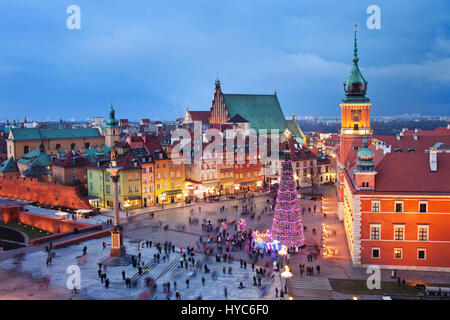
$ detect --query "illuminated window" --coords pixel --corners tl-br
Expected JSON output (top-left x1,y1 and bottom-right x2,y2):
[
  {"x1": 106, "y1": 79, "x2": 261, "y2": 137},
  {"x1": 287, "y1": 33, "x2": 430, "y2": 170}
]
[
  {"x1": 394, "y1": 248, "x2": 403, "y2": 259},
  {"x1": 394, "y1": 225, "x2": 405, "y2": 241},
  {"x1": 418, "y1": 225, "x2": 429, "y2": 241},
  {"x1": 371, "y1": 201, "x2": 380, "y2": 212},
  {"x1": 370, "y1": 224, "x2": 381, "y2": 240}
]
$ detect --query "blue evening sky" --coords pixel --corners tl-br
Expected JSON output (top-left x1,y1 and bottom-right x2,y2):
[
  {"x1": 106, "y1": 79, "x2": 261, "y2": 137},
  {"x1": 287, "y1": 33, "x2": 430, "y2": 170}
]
[{"x1": 0, "y1": 0, "x2": 449, "y2": 121}]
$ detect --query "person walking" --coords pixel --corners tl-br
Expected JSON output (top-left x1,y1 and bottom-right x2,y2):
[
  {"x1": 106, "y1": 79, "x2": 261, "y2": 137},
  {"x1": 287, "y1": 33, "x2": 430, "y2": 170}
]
[
  {"x1": 202, "y1": 276, "x2": 206, "y2": 286},
  {"x1": 275, "y1": 287, "x2": 278, "y2": 297},
  {"x1": 186, "y1": 278, "x2": 190, "y2": 289},
  {"x1": 175, "y1": 290, "x2": 181, "y2": 300},
  {"x1": 105, "y1": 278, "x2": 110, "y2": 289},
  {"x1": 224, "y1": 286, "x2": 228, "y2": 298},
  {"x1": 122, "y1": 270, "x2": 126, "y2": 280}
]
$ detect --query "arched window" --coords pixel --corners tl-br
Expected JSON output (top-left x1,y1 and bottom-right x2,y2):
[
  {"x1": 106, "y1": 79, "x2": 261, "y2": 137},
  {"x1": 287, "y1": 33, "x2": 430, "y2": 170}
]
[{"x1": 23, "y1": 146, "x2": 29, "y2": 154}]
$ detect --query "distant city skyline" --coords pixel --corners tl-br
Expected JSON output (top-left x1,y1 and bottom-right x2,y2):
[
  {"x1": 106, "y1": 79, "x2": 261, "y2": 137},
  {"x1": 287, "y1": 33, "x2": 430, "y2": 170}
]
[{"x1": 0, "y1": 1, "x2": 449, "y2": 120}]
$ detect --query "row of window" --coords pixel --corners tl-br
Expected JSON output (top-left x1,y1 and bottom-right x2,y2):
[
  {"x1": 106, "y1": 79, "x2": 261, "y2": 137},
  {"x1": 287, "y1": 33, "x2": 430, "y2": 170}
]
[
  {"x1": 155, "y1": 163, "x2": 181, "y2": 169},
  {"x1": 370, "y1": 224, "x2": 429, "y2": 241},
  {"x1": 156, "y1": 171, "x2": 181, "y2": 179},
  {"x1": 371, "y1": 201, "x2": 428, "y2": 213},
  {"x1": 294, "y1": 161, "x2": 315, "y2": 168},
  {"x1": 91, "y1": 184, "x2": 140, "y2": 194},
  {"x1": 371, "y1": 247, "x2": 427, "y2": 260},
  {"x1": 23, "y1": 142, "x2": 92, "y2": 154},
  {"x1": 156, "y1": 182, "x2": 181, "y2": 190},
  {"x1": 54, "y1": 167, "x2": 84, "y2": 173}
]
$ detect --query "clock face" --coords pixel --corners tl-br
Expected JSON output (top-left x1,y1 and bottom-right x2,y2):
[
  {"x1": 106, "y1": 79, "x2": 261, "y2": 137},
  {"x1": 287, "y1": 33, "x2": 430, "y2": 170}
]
[{"x1": 351, "y1": 110, "x2": 361, "y2": 122}]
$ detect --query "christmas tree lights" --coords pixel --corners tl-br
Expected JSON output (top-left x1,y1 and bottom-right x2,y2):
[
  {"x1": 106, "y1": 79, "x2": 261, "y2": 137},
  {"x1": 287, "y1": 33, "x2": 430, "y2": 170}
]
[{"x1": 271, "y1": 140, "x2": 306, "y2": 249}]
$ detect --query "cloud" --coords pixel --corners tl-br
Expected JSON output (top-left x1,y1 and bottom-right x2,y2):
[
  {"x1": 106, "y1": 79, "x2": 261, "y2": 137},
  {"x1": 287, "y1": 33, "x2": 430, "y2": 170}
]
[{"x1": 366, "y1": 58, "x2": 450, "y2": 85}]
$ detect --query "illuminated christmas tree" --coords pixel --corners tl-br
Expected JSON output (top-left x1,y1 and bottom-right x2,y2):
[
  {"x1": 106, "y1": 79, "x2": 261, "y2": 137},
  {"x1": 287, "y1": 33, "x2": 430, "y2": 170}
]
[{"x1": 271, "y1": 141, "x2": 305, "y2": 249}]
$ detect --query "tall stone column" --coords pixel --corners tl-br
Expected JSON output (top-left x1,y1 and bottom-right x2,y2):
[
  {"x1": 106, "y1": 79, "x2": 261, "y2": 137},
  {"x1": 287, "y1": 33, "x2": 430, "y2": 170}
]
[
  {"x1": 107, "y1": 169, "x2": 126, "y2": 257},
  {"x1": 112, "y1": 175, "x2": 120, "y2": 226}
]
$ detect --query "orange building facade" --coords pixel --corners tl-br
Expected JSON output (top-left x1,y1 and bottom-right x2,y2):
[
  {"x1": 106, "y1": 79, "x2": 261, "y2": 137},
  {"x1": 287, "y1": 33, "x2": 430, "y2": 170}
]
[{"x1": 358, "y1": 195, "x2": 450, "y2": 270}]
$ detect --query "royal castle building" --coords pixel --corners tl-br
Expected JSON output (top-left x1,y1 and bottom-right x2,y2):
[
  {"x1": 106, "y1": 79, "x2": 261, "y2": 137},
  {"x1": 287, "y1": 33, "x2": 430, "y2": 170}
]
[{"x1": 337, "y1": 28, "x2": 450, "y2": 271}]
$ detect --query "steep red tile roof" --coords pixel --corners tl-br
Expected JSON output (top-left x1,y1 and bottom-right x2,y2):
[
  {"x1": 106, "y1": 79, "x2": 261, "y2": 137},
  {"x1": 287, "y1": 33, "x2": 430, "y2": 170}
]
[
  {"x1": 53, "y1": 151, "x2": 91, "y2": 167},
  {"x1": 189, "y1": 111, "x2": 210, "y2": 123}
]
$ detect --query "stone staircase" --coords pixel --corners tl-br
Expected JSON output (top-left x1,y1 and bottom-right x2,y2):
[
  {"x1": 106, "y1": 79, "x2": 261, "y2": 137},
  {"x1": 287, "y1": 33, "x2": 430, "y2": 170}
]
[{"x1": 287, "y1": 276, "x2": 335, "y2": 299}]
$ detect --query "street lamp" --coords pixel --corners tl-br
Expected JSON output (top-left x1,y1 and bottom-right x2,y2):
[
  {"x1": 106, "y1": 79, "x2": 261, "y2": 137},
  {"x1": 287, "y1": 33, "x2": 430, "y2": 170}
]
[
  {"x1": 160, "y1": 193, "x2": 167, "y2": 210},
  {"x1": 123, "y1": 200, "x2": 131, "y2": 218},
  {"x1": 281, "y1": 265, "x2": 293, "y2": 294}
]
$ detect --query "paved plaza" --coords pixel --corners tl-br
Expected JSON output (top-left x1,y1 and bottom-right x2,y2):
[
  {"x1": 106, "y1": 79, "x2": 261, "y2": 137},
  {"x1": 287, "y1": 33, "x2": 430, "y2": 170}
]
[{"x1": 2, "y1": 185, "x2": 450, "y2": 300}]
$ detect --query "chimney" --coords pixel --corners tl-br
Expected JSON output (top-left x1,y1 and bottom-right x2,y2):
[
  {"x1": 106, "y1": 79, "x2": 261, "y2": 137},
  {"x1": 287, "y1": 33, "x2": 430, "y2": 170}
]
[
  {"x1": 396, "y1": 134, "x2": 401, "y2": 140},
  {"x1": 447, "y1": 124, "x2": 450, "y2": 130},
  {"x1": 430, "y1": 147, "x2": 437, "y2": 172},
  {"x1": 413, "y1": 133, "x2": 418, "y2": 140}
]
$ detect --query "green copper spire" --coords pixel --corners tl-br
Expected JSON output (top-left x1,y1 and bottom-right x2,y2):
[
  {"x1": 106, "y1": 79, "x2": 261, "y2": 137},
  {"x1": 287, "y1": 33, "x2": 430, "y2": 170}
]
[
  {"x1": 343, "y1": 24, "x2": 369, "y2": 103},
  {"x1": 215, "y1": 73, "x2": 220, "y2": 86},
  {"x1": 353, "y1": 24, "x2": 359, "y2": 65},
  {"x1": 106, "y1": 101, "x2": 119, "y2": 127}
]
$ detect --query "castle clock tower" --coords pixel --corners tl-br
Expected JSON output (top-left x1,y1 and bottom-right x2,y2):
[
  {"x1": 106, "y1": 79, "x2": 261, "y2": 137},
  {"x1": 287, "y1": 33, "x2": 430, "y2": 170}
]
[
  {"x1": 339, "y1": 25, "x2": 373, "y2": 166},
  {"x1": 337, "y1": 26, "x2": 373, "y2": 220}
]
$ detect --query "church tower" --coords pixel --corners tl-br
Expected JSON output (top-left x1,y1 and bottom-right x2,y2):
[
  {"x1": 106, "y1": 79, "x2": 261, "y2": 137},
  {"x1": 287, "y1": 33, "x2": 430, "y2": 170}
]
[
  {"x1": 105, "y1": 103, "x2": 120, "y2": 148},
  {"x1": 209, "y1": 75, "x2": 229, "y2": 125}
]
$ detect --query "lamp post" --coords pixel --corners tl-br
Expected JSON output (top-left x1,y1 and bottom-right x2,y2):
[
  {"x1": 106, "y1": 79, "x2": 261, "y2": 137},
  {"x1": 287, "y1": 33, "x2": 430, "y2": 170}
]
[
  {"x1": 278, "y1": 245, "x2": 288, "y2": 269},
  {"x1": 123, "y1": 200, "x2": 131, "y2": 218},
  {"x1": 281, "y1": 265, "x2": 293, "y2": 295},
  {"x1": 160, "y1": 193, "x2": 166, "y2": 210},
  {"x1": 105, "y1": 150, "x2": 126, "y2": 257}
]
